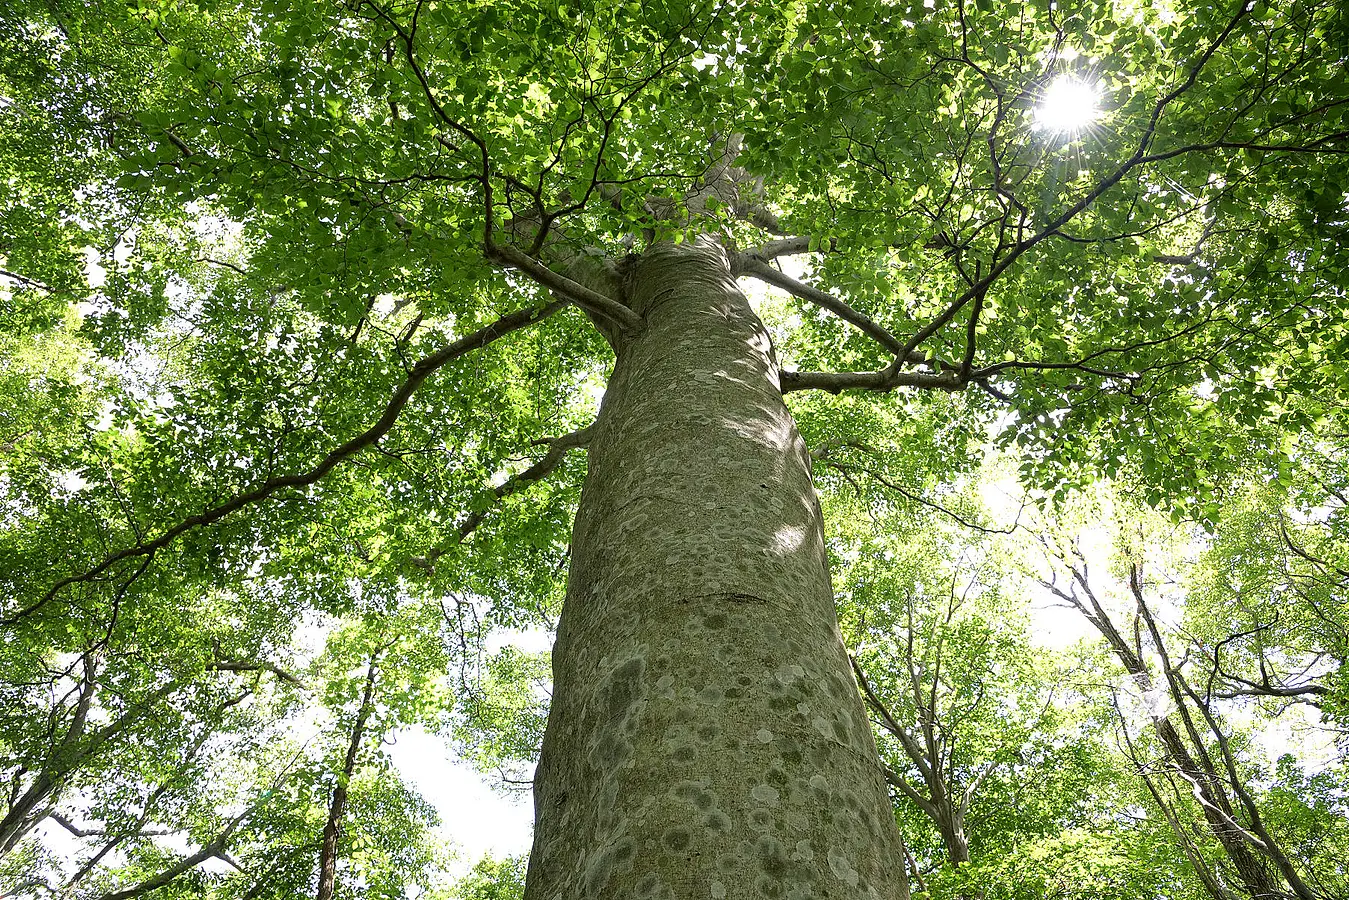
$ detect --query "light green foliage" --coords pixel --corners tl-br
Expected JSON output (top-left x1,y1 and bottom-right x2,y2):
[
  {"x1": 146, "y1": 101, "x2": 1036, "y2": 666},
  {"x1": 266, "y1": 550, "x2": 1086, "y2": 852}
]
[
  {"x1": 1028, "y1": 485, "x2": 1347, "y2": 899},
  {"x1": 454, "y1": 646, "x2": 551, "y2": 788},
  {"x1": 1185, "y1": 474, "x2": 1349, "y2": 730},
  {"x1": 1263, "y1": 756, "x2": 1349, "y2": 898},
  {"x1": 446, "y1": 855, "x2": 528, "y2": 900},
  {"x1": 928, "y1": 824, "x2": 1210, "y2": 900},
  {"x1": 832, "y1": 496, "x2": 1180, "y2": 895}
]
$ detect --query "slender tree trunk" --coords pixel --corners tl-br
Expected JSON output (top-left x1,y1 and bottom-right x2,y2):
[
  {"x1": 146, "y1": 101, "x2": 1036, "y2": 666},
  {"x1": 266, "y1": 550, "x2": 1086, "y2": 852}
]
[
  {"x1": 1124, "y1": 724, "x2": 1233, "y2": 900},
  {"x1": 525, "y1": 238, "x2": 908, "y2": 899},
  {"x1": 0, "y1": 655, "x2": 98, "y2": 857},
  {"x1": 1055, "y1": 570, "x2": 1290, "y2": 900},
  {"x1": 1150, "y1": 719, "x2": 1286, "y2": 899},
  {"x1": 316, "y1": 652, "x2": 379, "y2": 900},
  {"x1": 934, "y1": 805, "x2": 970, "y2": 867}
]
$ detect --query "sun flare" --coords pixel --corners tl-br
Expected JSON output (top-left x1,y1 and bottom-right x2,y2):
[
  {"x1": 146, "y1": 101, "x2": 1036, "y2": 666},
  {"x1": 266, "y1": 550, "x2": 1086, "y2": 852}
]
[{"x1": 1035, "y1": 76, "x2": 1100, "y2": 134}]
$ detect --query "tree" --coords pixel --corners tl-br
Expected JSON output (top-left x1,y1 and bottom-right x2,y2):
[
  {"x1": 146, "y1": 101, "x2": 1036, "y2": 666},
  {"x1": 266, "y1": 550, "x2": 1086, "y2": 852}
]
[
  {"x1": 843, "y1": 523, "x2": 1042, "y2": 869},
  {"x1": 1036, "y1": 496, "x2": 1344, "y2": 900},
  {"x1": 3, "y1": 0, "x2": 1349, "y2": 897},
  {"x1": 448, "y1": 855, "x2": 528, "y2": 900},
  {"x1": 1185, "y1": 481, "x2": 1348, "y2": 730},
  {"x1": 827, "y1": 485, "x2": 1198, "y2": 900}
]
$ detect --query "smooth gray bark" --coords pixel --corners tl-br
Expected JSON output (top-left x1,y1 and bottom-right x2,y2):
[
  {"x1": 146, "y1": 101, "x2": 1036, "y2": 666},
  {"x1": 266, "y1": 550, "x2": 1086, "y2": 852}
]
[{"x1": 525, "y1": 238, "x2": 907, "y2": 900}]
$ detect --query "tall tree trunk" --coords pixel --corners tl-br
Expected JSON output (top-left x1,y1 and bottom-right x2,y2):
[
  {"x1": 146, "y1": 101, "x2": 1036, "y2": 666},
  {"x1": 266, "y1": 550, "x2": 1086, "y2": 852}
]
[
  {"x1": 316, "y1": 652, "x2": 379, "y2": 900},
  {"x1": 0, "y1": 655, "x2": 98, "y2": 857},
  {"x1": 525, "y1": 238, "x2": 908, "y2": 900},
  {"x1": 1150, "y1": 719, "x2": 1285, "y2": 899}
]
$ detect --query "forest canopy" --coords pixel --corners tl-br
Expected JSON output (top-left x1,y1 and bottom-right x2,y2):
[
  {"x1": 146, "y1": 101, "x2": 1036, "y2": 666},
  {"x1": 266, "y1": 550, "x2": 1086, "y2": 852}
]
[{"x1": 1, "y1": 0, "x2": 1346, "y2": 898}]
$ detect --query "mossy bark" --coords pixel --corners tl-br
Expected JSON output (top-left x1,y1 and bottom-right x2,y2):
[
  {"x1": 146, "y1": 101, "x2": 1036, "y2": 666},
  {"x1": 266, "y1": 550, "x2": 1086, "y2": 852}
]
[{"x1": 524, "y1": 238, "x2": 907, "y2": 900}]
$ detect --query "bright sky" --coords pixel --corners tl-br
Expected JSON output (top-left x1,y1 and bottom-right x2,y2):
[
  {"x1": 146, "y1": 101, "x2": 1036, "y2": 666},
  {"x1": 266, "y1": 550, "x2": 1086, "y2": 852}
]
[
  {"x1": 1035, "y1": 75, "x2": 1101, "y2": 134},
  {"x1": 386, "y1": 627, "x2": 553, "y2": 869},
  {"x1": 387, "y1": 727, "x2": 534, "y2": 868}
]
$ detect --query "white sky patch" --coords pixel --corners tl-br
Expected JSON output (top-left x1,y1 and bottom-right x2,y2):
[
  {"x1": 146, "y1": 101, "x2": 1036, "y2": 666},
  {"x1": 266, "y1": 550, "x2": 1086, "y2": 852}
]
[
  {"x1": 1025, "y1": 524, "x2": 1118, "y2": 651},
  {"x1": 983, "y1": 479, "x2": 1121, "y2": 650},
  {"x1": 1026, "y1": 593, "x2": 1100, "y2": 650},
  {"x1": 30, "y1": 819, "x2": 91, "y2": 883},
  {"x1": 740, "y1": 253, "x2": 808, "y2": 370},
  {"x1": 112, "y1": 233, "x2": 135, "y2": 265},
  {"x1": 1253, "y1": 705, "x2": 1340, "y2": 775},
  {"x1": 53, "y1": 470, "x2": 89, "y2": 496},
  {"x1": 165, "y1": 275, "x2": 193, "y2": 303},
  {"x1": 387, "y1": 725, "x2": 533, "y2": 870},
  {"x1": 1110, "y1": 671, "x2": 1177, "y2": 735},
  {"x1": 581, "y1": 378, "x2": 606, "y2": 410},
  {"x1": 397, "y1": 627, "x2": 553, "y2": 867},
  {"x1": 484, "y1": 626, "x2": 553, "y2": 656},
  {"x1": 90, "y1": 400, "x2": 117, "y2": 431},
  {"x1": 82, "y1": 246, "x2": 106, "y2": 288},
  {"x1": 187, "y1": 202, "x2": 247, "y2": 244}
]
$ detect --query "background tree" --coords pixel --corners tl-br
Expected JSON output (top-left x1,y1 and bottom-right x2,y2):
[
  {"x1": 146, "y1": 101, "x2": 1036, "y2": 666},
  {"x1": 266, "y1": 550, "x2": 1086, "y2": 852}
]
[
  {"x1": 1185, "y1": 483, "x2": 1348, "y2": 729},
  {"x1": 843, "y1": 520, "x2": 1046, "y2": 869},
  {"x1": 829, "y1": 485, "x2": 1211, "y2": 899},
  {"x1": 1036, "y1": 495, "x2": 1345, "y2": 900}
]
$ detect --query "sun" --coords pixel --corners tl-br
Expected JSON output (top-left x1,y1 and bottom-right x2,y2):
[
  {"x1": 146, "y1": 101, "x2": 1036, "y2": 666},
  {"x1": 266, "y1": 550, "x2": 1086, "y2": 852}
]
[{"x1": 1035, "y1": 76, "x2": 1101, "y2": 135}]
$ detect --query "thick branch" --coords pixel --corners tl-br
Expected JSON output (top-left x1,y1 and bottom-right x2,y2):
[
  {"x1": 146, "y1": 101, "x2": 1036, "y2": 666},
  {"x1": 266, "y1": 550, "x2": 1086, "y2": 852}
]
[
  {"x1": 50, "y1": 813, "x2": 177, "y2": 839},
  {"x1": 735, "y1": 255, "x2": 907, "y2": 358},
  {"x1": 850, "y1": 657, "x2": 936, "y2": 786},
  {"x1": 209, "y1": 659, "x2": 309, "y2": 690},
  {"x1": 1173, "y1": 665, "x2": 1321, "y2": 900},
  {"x1": 741, "y1": 236, "x2": 835, "y2": 261},
  {"x1": 95, "y1": 805, "x2": 254, "y2": 900},
  {"x1": 881, "y1": 766, "x2": 939, "y2": 821},
  {"x1": 780, "y1": 368, "x2": 962, "y2": 395},
  {"x1": 489, "y1": 245, "x2": 643, "y2": 333}
]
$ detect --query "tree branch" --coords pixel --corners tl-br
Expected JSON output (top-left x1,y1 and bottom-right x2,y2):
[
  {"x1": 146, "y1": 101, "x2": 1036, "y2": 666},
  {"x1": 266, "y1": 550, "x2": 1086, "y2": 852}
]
[
  {"x1": 410, "y1": 423, "x2": 594, "y2": 573},
  {"x1": 0, "y1": 268, "x2": 55, "y2": 293},
  {"x1": 850, "y1": 657, "x2": 936, "y2": 787},
  {"x1": 868, "y1": 2, "x2": 1256, "y2": 380},
  {"x1": 209, "y1": 659, "x2": 309, "y2": 691},
  {"x1": 6, "y1": 299, "x2": 568, "y2": 625},
  {"x1": 812, "y1": 443, "x2": 1020, "y2": 535},
  {"x1": 488, "y1": 244, "x2": 643, "y2": 333},
  {"x1": 94, "y1": 806, "x2": 254, "y2": 900},
  {"x1": 316, "y1": 650, "x2": 380, "y2": 900},
  {"x1": 735, "y1": 255, "x2": 909, "y2": 359},
  {"x1": 740, "y1": 236, "x2": 835, "y2": 261},
  {"x1": 780, "y1": 368, "x2": 962, "y2": 395}
]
